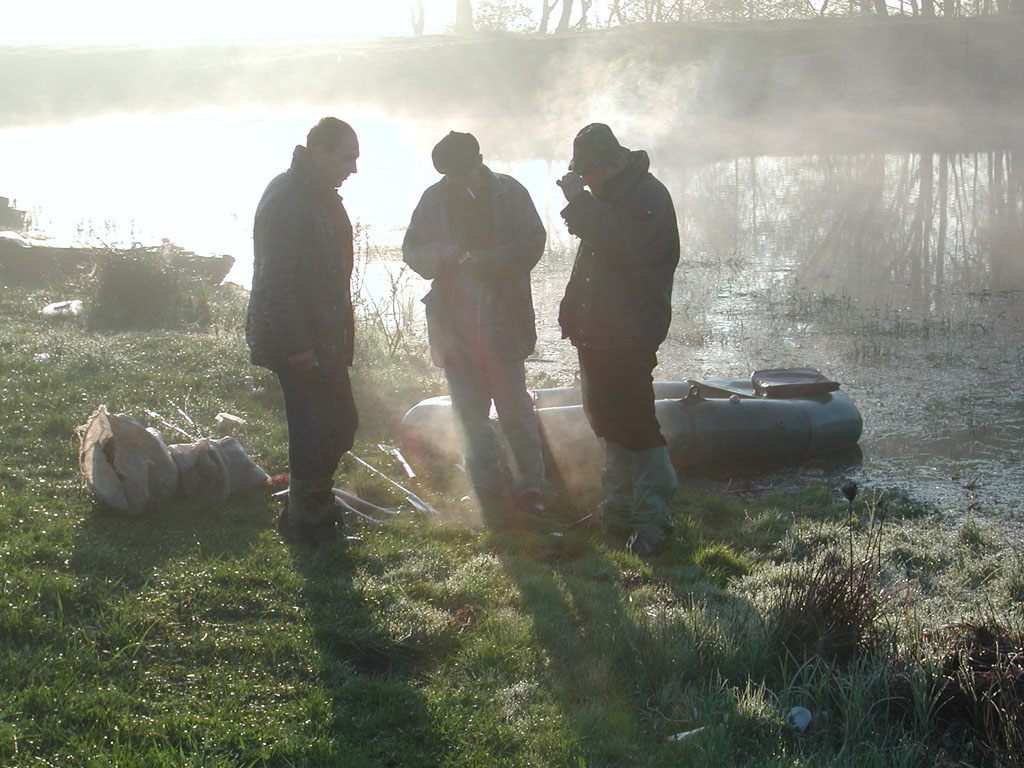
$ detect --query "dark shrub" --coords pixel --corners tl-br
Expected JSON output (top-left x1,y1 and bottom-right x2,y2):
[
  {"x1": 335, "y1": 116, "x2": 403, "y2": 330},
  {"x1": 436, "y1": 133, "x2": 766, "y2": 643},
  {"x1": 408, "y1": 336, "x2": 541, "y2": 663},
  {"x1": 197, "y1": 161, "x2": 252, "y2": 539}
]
[
  {"x1": 85, "y1": 251, "x2": 212, "y2": 331},
  {"x1": 765, "y1": 546, "x2": 885, "y2": 667},
  {"x1": 929, "y1": 621, "x2": 1024, "y2": 766}
]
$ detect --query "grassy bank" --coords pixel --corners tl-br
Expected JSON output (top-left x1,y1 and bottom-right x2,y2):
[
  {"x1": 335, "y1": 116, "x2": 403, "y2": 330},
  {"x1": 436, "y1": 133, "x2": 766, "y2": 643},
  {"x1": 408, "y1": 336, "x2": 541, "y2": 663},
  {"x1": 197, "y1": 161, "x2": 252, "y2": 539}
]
[{"x1": 1, "y1": 273, "x2": 1023, "y2": 768}]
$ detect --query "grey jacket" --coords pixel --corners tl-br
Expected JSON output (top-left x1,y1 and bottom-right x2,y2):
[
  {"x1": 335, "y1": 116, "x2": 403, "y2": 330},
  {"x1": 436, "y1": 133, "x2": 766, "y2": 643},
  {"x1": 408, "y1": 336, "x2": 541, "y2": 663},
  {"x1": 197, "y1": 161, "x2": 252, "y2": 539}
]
[
  {"x1": 403, "y1": 167, "x2": 546, "y2": 366},
  {"x1": 558, "y1": 150, "x2": 680, "y2": 350},
  {"x1": 246, "y1": 146, "x2": 355, "y2": 378}
]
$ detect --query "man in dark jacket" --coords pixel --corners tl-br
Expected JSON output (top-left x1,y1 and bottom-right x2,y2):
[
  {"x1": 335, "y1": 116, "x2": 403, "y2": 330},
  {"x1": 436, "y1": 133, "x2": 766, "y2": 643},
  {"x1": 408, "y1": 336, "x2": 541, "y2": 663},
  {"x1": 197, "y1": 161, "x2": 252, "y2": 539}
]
[
  {"x1": 403, "y1": 131, "x2": 546, "y2": 515},
  {"x1": 557, "y1": 123, "x2": 680, "y2": 555},
  {"x1": 246, "y1": 117, "x2": 360, "y2": 545}
]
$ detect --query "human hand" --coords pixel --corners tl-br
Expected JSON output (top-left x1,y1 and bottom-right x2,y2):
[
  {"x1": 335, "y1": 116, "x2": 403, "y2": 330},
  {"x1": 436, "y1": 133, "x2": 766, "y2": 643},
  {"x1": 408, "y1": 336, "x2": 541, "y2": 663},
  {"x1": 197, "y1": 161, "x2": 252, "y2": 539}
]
[
  {"x1": 441, "y1": 246, "x2": 465, "y2": 266},
  {"x1": 287, "y1": 348, "x2": 319, "y2": 373},
  {"x1": 443, "y1": 247, "x2": 476, "y2": 267},
  {"x1": 557, "y1": 171, "x2": 584, "y2": 202}
]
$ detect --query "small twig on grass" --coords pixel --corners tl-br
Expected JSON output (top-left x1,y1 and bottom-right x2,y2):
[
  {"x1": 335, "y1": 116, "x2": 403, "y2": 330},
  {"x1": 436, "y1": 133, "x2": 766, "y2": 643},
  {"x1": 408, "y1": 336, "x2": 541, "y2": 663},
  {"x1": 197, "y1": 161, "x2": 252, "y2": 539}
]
[
  {"x1": 144, "y1": 409, "x2": 197, "y2": 441},
  {"x1": 334, "y1": 488, "x2": 399, "y2": 516},
  {"x1": 378, "y1": 443, "x2": 416, "y2": 478},
  {"x1": 347, "y1": 452, "x2": 439, "y2": 515}
]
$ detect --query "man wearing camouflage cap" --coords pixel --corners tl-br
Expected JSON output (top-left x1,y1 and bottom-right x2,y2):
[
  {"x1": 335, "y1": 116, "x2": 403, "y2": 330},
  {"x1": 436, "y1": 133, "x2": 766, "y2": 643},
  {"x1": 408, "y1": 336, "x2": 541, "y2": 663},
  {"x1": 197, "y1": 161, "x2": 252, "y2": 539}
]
[
  {"x1": 557, "y1": 123, "x2": 680, "y2": 555},
  {"x1": 403, "y1": 131, "x2": 547, "y2": 517}
]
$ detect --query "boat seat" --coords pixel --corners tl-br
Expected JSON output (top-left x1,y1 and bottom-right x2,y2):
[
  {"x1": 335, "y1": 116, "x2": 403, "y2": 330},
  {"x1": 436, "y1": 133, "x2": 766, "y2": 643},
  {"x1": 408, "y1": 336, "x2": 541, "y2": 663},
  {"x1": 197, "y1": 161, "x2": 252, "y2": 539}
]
[{"x1": 751, "y1": 368, "x2": 840, "y2": 398}]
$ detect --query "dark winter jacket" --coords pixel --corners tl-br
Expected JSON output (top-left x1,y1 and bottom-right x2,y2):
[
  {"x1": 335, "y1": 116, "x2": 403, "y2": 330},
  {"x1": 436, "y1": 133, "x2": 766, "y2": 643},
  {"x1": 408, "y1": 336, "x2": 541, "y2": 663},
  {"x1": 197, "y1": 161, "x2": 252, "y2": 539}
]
[
  {"x1": 558, "y1": 150, "x2": 680, "y2": 350},
  {"x1": 403, "y1": 167, "x2": 545, "y2": 367},
  {"x1": 246, "y1": 146, "x2": 355, "y2": 378}
]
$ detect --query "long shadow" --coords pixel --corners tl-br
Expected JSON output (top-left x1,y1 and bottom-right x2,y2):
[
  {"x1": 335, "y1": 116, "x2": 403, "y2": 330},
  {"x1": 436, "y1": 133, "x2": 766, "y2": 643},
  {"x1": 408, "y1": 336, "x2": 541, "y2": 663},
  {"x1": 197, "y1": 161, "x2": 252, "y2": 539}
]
[
  {"x1": 65, "y1": 491, "x2": 449, "y2": 766},
  {"x1": 490, "y1": 514, "x2": 757, "y2": 765},
  {"x1": 283, "y1": 521, "x2": 450, "y2": 767}
]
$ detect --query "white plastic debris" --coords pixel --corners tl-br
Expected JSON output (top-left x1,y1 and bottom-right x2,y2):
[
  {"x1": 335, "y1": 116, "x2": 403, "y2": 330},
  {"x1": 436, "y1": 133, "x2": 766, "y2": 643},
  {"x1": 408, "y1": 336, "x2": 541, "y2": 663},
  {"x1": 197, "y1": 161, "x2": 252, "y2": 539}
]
[
  {"x1": 378, "y1": 443, "x2": 416, "y2": 478},
  {"x1": 41, "y1": 300, "x2": 83, "y2": 317},
  {"x1": 787, "y1": 706, "x2": 812, "y2": 732},
  {"x1": 34, "y1": 352, "x2": 51, "y2": 363},
  {"x1": 667, "y1": 727, "x2": 706, "y2": 742},
  {"x1": 214, "y1": 412, "x2": 247, "y2": 434},
  {"x1": 0, "y1": 231, "x2": 31, "y2": 247}
]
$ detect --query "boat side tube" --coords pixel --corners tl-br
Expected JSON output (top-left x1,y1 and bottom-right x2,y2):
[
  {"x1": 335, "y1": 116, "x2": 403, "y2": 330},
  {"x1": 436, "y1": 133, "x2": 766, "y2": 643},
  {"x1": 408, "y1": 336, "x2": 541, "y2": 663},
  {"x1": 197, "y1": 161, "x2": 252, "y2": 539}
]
[{"x1": 400, "y1": 381, "x2": 863, "y2": 490}]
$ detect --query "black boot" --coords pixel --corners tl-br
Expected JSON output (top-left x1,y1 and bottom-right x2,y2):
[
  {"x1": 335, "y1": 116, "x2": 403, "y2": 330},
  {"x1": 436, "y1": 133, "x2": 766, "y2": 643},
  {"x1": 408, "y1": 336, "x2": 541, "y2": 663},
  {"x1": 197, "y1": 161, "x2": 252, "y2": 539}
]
[{"x1": 279, "y1": 479, "x2": 338, "y2": 545}]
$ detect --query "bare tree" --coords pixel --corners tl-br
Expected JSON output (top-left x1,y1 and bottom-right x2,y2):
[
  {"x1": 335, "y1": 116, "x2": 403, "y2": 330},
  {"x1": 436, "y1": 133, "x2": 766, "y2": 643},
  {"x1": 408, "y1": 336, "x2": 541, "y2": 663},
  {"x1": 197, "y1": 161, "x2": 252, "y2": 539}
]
[
  {"x1": 537, "y1": 0, "x2": 577, "y2": 32},
  {"x1": 557, "y1": 0, "x2": 575, "y2": 31},
  {"x1": 577, "y1": 0, "x2": 593, "y2": 26},
  {"x1": 455, "y1": 0, "x2": 475, "y2": 32},
  {"x1": 539, "y1": 0, "x2": 555, "y2": 31},
  {"x1": 410, "y1": 0, "x2": 425, "y2": 34}
]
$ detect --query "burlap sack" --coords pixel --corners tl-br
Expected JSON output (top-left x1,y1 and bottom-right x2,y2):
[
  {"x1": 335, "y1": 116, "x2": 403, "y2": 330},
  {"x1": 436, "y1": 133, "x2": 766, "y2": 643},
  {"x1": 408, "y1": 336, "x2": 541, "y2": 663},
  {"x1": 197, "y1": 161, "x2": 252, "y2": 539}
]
[
  {"x1": 168, "y1": 437, "x2": 268, "y2": 500},
  {"x1": 78, "y1": 405, "x2": 179, "y2": 515}
]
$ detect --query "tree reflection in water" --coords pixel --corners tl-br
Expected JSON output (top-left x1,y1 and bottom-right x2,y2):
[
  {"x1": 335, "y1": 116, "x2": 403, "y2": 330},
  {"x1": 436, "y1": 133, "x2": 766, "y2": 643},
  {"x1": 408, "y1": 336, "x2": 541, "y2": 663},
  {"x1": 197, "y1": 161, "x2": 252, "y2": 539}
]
[{"x1": 532, "y1": 150, "x2": 1023, "y2": 516}]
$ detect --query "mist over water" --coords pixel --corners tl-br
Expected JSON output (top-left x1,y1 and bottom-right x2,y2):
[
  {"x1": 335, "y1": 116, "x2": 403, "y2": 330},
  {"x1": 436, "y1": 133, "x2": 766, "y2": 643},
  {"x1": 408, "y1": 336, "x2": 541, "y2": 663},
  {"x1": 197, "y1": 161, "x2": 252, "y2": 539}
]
[{"x1": 3, "y1": 21, "x2": 1023, "y2": 516}]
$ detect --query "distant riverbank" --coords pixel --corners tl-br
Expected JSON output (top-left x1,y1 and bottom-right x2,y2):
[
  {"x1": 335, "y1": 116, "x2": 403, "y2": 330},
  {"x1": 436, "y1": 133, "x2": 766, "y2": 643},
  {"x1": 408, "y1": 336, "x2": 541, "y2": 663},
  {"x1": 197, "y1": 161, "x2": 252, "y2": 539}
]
[{"x1": 3, "y1": 16, "x2": 1024, "y2": 159}]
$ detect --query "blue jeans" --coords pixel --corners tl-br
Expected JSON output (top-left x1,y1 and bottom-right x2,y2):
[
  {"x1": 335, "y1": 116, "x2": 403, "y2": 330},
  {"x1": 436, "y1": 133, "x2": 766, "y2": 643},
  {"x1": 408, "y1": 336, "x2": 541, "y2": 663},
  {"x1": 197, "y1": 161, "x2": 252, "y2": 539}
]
[
  {"x1": 444, "y1": 345, "x2": 543, "y2": 498},
  {"x1": 277, "y1": 366, "x2": 358, "y2": 485}
]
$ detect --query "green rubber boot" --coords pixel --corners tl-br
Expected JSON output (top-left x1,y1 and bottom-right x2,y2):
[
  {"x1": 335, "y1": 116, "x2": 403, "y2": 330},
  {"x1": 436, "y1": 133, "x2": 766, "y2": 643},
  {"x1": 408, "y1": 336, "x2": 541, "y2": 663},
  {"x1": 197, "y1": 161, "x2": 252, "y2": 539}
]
[
  {"x1": 598, "y1": 439, "x2": 634, "y2": 537},
  {"x1": 627, "y1": 445, "x2": 677, "y2": 555}
]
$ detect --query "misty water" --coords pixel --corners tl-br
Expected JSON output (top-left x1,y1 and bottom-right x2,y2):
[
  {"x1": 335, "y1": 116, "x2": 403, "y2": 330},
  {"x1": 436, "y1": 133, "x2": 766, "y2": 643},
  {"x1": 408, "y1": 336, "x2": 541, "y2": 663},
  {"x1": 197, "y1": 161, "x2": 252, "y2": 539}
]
[
  {"x1": 536, "y1": 151, "x2": 1024, "y2": 517},
  {"x1": 3, "y1": 112, "x2": 1022, "y2": 517}
]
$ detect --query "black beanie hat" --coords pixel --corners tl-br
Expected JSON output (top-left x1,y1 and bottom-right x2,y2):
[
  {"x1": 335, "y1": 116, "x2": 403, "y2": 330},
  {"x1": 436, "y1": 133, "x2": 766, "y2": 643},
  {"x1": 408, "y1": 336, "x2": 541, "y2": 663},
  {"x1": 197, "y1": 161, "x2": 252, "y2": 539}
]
[
  {"x1": 432, "y1": 131, "x2": 481, "y2": 175},
  {"x1": 569, "y1": 123, "x2": 629, "y2": 174}
]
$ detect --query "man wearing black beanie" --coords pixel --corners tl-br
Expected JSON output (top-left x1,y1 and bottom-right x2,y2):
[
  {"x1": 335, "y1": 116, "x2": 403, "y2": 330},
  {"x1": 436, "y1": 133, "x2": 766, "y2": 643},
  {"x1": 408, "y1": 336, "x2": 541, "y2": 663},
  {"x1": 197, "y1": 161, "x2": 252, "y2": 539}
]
[
  {"x1": 403, "y1": 131, "x2": 547, "y2": 517},
  {"x1": 556, "y1": 123, "x2": 680, "y2": 556}
]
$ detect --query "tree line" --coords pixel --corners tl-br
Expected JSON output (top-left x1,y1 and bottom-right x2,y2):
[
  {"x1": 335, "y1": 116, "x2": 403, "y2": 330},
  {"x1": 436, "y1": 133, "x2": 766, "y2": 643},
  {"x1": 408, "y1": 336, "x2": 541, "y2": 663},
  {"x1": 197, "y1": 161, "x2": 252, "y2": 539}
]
[{"x1": 410, "y1": 0, "x2": 1021, "y2": 34}]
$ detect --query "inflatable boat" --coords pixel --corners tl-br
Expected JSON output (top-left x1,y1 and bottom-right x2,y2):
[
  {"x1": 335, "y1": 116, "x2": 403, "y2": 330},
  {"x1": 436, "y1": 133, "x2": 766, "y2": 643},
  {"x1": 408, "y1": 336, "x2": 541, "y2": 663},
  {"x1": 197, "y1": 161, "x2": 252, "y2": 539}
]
[{"x1": 400, "y1": 370, "x2": 863, "y2": 491}]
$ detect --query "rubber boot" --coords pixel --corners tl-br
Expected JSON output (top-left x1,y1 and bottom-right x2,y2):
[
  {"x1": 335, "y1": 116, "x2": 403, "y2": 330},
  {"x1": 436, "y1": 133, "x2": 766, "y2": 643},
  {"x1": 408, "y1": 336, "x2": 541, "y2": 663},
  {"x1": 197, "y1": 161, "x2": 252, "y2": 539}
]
[
  {"x1": 280, "y1": 477, "x2": 338, "y2": 545},
  {"x1": 598, "y1": 439, "x2": 634, "y2": 537},
  {"x1": 627, "y1": 445, "x2": 677, "y2": 556}
]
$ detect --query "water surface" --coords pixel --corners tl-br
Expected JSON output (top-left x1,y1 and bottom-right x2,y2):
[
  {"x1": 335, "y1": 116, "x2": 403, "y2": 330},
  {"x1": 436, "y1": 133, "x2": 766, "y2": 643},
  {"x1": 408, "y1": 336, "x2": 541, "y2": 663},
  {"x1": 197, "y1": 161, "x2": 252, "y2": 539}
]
[{"x1": 3, "y1": 113, "x2": 1021, "y2": 516}]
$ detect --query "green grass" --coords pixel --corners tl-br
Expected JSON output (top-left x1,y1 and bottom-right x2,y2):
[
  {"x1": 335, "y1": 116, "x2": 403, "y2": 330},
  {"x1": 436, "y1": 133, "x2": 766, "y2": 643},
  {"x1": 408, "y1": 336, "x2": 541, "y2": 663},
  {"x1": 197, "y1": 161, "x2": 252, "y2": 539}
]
[{"x1": 1, "y1": 282, "x2": 1023, "y2": 767}]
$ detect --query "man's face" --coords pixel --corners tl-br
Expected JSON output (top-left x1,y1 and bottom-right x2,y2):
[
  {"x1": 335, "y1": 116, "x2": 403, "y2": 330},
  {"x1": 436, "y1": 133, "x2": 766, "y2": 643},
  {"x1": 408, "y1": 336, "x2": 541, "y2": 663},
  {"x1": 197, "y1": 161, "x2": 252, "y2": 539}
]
[
  {"x1": 444, "y1": 157, "x2": 484, "y2": 192},
  {"x1": 579, "y1": 163, "x2": 621, "y2": 195},
  {"x1": 312, "y1": 134, "x2": 360, "y2": 189}
]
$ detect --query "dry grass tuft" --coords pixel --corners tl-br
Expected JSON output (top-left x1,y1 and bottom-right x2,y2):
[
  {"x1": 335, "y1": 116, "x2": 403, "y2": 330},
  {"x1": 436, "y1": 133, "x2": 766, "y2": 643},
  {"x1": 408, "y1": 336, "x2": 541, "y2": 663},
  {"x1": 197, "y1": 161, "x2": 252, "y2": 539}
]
[
  {"x1": 930, "y1": 621, "x2": 1024, "y2": 765},
  {"x1": 766, "y1": 546, "x2": 885, "y2": 667}
]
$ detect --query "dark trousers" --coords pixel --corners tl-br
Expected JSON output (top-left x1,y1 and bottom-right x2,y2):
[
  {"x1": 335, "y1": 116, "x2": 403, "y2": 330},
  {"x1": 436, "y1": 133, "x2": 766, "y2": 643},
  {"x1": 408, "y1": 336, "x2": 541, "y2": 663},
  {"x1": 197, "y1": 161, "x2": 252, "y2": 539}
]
[
  {"x1": 443, "y1": 342, "x2": 543, "y2": 498},
  {"x1": 578, "y1": 347, "x2": 665, "y2": 451},
  {"x1": 277, "y1": 367, "x2": 358, "y2": 484}
]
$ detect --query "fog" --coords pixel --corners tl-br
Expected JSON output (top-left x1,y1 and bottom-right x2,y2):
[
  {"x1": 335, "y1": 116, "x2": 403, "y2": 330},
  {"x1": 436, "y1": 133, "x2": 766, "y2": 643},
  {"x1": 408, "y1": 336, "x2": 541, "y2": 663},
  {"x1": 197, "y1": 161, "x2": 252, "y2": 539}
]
[
  {"x1": 4, "y1": 19, "x2": 1022, "y2": 267},
  {"x1": 2, "y1": 17, "x2": 1023, "y2": 513}
]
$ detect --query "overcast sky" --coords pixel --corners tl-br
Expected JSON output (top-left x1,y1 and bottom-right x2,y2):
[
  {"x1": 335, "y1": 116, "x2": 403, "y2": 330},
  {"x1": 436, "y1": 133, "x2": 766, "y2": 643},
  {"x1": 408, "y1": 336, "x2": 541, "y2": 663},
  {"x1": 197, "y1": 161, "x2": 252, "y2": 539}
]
[{"x1": 2, "y1": 0, "x2": 553, "y2": 46}]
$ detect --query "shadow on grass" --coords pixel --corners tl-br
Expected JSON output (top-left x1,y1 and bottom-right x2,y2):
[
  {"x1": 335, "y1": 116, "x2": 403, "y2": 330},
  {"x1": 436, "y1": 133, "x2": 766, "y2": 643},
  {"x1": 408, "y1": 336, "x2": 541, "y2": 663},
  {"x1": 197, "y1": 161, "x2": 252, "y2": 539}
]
[
  {"x1": 64, "y1": 491, "x2": 449, "y2": 766},
  {"x1": 68, "y1": 493, "x2": 277, "y2": 613},
  {"x1": 488, "y1": 510, "x2": 756, "y2": 766},
  {"x1": 282, "y1": 514, "x2": 450, "y2": 768}
]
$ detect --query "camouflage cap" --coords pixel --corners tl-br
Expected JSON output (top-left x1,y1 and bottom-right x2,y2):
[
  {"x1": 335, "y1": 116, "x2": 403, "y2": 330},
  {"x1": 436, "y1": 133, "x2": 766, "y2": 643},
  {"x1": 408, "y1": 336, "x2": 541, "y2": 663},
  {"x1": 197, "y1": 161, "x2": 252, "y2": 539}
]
[
  {"x1": 431, "y1": 131, "x2": 481, "y2": 175},
  {"x1": 568, "y1": 123, "x2": 629, "y2": 174}
]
